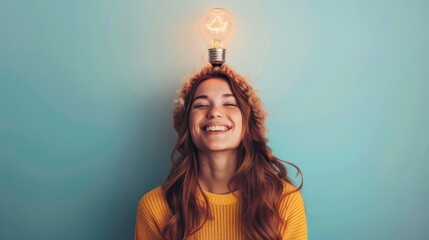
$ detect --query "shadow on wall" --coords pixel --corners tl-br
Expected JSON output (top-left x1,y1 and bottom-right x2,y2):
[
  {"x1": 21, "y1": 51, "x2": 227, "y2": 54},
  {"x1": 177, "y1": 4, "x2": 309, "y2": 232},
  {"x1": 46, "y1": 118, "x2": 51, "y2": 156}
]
[{"x1": 104, "y1": 81, "x2": 177, "y2": 239}]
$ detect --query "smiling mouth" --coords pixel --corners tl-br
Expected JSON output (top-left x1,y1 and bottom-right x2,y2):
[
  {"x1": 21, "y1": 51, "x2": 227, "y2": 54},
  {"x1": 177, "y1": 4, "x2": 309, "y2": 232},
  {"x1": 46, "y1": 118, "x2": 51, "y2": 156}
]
[{"x1": 203, "y1": 125, "x2": 231, "y2": 132}]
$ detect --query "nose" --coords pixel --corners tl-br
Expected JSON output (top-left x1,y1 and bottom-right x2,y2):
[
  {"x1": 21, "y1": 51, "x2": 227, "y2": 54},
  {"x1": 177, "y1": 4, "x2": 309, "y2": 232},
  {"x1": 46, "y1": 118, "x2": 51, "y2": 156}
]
[{"x1": 206, "y1": 105, "x2": 224, "y2": 118}]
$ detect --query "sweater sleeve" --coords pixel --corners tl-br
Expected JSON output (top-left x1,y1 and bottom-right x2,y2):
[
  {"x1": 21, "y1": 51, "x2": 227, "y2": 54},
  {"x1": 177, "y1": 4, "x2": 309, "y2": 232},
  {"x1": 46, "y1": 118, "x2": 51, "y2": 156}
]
[
  {"x1": 280, "y1": 184, "x2": 308, "y2": 240},
  {"x1": 135, "y1": 193, "x2": 164, "y2": 240}
]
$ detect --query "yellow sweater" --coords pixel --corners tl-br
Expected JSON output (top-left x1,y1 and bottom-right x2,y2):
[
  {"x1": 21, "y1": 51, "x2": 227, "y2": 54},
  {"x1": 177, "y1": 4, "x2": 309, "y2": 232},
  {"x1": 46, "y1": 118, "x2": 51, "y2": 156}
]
[{"x1": 135, "y1": 182, "x2": 307, "y2": 240}]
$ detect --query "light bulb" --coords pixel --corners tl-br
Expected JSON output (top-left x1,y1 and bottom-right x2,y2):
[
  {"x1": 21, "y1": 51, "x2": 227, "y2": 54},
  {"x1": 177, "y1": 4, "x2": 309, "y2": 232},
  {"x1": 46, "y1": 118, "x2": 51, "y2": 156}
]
[{"x1": 199, "y1": 8, "x2": 236, "y2": 66}]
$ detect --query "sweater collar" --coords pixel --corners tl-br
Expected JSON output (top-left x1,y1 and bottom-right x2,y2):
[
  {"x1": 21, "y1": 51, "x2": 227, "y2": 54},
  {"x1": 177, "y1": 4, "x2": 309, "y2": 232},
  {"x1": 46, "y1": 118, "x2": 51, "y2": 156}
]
[{"x1": 197, "y1": 187, "x2": 239, "y2": 205}]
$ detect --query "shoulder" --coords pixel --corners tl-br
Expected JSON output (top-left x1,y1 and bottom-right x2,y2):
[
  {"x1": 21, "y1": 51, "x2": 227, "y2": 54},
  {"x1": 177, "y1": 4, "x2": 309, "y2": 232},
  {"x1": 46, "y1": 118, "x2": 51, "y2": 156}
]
[
  {"x1": 137, "y1": 185, "x2": 169, "y2": 214},
  {"x1": 135, "y1": 185, "x2": 170, "y2": 239},
  {"x1": 278, "y1": 181, "x2": 308, "y2": 239},
  {"x1": 279, "y1": 180, "x2": 305, "y2": 213},
  {"x1": 281, "y1": 180, "x2": 302, "y2": 195},
  {"x1": 139, "y1": 185, "x2": 166, "y2": 204}
]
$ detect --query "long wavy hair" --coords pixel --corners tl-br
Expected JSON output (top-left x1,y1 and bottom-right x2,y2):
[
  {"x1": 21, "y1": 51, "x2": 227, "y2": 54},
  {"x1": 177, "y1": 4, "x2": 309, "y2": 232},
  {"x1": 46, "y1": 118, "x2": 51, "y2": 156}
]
[{"x1": 161, "y1": 64, "x2": 303, "y2": 240}]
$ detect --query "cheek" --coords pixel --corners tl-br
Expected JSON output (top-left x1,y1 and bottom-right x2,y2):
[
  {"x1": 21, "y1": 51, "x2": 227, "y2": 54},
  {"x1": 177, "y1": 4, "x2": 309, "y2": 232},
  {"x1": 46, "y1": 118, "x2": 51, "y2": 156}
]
[
  {"x1": 189, "y1": 112, "x2": 203, "y2": 132},
  {"x1": 234, "y1": 112, "x2": 243, "y2": 131},
  {"x1": 188, "y1": 116, "x2": 198, "y2": 143}
]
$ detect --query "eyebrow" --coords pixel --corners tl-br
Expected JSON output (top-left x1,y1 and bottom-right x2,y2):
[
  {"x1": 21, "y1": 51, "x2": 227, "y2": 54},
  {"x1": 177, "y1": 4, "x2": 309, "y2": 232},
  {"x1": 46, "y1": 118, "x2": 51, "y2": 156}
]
[{"x1": 192, "y1": 93, "x2": 235, "y2": 101}]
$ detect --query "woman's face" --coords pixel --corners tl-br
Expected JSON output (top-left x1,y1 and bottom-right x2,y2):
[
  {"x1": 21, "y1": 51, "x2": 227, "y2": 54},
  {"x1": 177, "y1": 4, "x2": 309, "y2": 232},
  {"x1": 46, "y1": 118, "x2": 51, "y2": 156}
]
[{"x1": 189, "y1": 77, "x2": 243, "y2": 153}]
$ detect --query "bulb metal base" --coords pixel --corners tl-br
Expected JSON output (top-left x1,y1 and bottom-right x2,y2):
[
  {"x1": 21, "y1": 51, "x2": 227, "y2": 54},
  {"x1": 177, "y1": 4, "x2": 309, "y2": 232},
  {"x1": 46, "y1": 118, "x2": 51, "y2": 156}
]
[{"x1": 208, "y1": 48, "x2": 226, "y2": 67}]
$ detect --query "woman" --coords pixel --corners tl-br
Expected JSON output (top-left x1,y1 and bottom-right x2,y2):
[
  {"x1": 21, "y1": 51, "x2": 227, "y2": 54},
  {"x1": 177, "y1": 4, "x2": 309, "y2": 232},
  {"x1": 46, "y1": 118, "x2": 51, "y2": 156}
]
[{"x1": 135, "y1": 64, "x2": 307, "y2": 240}]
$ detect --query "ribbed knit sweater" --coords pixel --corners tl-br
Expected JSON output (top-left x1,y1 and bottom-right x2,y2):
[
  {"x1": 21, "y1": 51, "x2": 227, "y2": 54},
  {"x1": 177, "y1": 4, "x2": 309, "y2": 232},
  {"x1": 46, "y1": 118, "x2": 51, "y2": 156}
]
[{"x1": 135, "y1": 181, "x2": 307, "y2": 239}]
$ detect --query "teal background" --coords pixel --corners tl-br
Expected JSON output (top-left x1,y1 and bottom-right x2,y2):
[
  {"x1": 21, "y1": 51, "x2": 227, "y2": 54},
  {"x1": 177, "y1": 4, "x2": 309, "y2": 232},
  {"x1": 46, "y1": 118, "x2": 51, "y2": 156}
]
[{"x1": 1, "y1": 0, "x2": 428, "y2": 239}]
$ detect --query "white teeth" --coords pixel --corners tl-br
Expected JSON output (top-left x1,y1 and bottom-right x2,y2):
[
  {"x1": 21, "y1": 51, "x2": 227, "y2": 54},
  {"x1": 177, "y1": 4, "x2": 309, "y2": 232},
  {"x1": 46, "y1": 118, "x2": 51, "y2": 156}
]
[{"x1": 205, "y1": 125, "x2": 229, "y2": 132}]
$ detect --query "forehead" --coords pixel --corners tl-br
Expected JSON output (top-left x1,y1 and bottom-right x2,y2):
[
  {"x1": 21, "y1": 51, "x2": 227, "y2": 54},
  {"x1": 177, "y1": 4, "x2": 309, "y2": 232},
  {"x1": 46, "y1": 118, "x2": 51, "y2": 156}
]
[{"x1": 194, "y1": 77, "x2": 232, "y2": 96}]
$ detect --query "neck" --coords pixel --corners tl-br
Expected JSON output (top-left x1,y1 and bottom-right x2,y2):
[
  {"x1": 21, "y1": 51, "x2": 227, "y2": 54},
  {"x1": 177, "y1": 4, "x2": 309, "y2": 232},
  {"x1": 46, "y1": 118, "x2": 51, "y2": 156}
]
[{"x1": 197, "y1": 150, "x2": 238, "y2": 194}]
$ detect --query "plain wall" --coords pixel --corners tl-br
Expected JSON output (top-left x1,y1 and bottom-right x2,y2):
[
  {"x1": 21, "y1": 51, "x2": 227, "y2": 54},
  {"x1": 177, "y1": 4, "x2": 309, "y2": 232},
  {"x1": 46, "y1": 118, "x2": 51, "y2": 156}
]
[{"x1": 1, "y1": 0, "x2": 428, "y2": 239}]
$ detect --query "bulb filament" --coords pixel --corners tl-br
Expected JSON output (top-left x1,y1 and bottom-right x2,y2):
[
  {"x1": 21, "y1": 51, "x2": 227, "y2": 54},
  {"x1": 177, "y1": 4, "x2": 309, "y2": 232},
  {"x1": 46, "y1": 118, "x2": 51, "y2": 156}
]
[{"x1": 206, "y1": 16, "x2": 229, "y2": 49}]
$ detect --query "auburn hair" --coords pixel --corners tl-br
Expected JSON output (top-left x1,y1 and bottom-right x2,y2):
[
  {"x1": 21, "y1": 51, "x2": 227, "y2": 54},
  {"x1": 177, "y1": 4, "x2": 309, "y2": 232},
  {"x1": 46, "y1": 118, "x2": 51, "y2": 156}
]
[{"x1": 161, "y1": 64, "x2": 303, "y2": 239}]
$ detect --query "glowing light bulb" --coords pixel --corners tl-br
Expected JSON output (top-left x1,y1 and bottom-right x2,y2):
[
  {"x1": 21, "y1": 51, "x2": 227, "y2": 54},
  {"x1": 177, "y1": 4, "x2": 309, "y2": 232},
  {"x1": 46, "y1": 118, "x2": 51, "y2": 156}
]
[{"x1": 199, "y1": 8, "x2": 236, "y2": 66}]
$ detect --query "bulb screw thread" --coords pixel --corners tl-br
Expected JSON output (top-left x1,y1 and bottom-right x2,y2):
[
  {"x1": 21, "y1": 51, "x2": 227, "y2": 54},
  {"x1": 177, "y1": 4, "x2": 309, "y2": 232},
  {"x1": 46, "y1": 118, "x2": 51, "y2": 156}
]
[{"x1": 208, "y1": 48, "x2": 226, "y2": 67}]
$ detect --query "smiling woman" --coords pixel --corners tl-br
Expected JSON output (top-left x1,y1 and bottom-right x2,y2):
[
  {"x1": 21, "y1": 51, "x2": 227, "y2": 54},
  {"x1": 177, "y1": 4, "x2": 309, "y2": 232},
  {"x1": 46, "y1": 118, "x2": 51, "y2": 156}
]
[{"x1": 135, "y1": 64, "x2": 307, "y2": 240}]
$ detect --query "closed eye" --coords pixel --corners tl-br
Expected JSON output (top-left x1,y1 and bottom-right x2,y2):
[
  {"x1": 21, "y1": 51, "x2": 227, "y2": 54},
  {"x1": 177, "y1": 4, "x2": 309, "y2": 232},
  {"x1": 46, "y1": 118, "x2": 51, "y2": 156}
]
[{"x1": 194, "y1": 105, "x2": 208, "y2": 108}]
